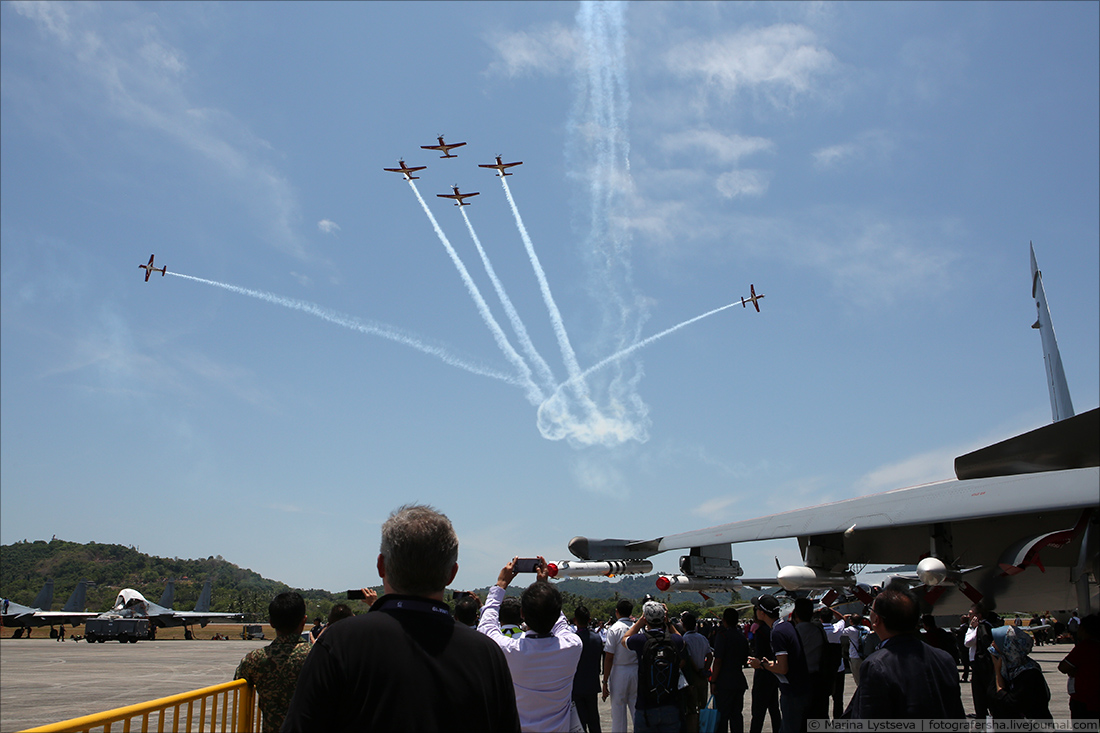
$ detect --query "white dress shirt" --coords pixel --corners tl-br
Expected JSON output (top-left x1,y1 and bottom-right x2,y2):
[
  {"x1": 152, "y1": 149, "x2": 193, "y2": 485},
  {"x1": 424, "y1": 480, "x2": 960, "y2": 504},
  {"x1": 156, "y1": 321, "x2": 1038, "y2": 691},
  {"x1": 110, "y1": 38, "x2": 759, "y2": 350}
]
[{"x1": 479, "y1": 585, "x2": 582, "y2": 732}]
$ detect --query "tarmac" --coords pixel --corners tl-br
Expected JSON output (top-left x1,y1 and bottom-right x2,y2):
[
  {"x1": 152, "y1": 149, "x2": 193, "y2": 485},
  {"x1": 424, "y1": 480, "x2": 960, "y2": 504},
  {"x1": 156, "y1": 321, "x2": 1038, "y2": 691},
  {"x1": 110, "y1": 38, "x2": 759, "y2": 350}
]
[{"x1": 0, "y1": 637, "x2": 1077, "y2": 732}]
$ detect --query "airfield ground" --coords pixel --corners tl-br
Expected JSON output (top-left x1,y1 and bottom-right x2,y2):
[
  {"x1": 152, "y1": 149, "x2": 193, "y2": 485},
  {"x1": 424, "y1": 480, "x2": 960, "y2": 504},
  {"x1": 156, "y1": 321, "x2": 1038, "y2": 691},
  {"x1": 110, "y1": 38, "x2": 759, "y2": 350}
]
[{"x1": 0, "y1": 633, "x2": 1077, "y2": 732}]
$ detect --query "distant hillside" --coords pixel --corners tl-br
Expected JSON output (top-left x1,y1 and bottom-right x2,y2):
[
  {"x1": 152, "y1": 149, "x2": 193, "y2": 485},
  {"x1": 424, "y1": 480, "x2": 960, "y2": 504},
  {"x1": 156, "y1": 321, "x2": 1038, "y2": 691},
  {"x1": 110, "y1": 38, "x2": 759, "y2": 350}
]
[
  {"x1": 1, "y1": 539, "x2": 742, "y2": 623},
  {"x1": 0, "y1": 538, "x2": 339, "y2": 622}
]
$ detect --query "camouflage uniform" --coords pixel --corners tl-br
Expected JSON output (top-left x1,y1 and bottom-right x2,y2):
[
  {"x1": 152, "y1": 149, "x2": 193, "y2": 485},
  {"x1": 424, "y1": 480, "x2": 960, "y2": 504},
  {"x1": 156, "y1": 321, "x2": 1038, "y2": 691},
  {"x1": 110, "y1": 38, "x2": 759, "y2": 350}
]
[{"x1": 234, "y1": 634, "x2": 312, "y2": 733}]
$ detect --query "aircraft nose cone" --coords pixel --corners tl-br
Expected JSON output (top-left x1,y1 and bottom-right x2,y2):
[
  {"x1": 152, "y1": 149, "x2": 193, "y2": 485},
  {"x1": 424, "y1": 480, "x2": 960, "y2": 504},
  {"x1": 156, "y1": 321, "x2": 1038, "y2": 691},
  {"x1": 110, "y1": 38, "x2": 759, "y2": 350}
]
[{"x1": 568, "y1": 536, "x2": 591, "y2": 560}]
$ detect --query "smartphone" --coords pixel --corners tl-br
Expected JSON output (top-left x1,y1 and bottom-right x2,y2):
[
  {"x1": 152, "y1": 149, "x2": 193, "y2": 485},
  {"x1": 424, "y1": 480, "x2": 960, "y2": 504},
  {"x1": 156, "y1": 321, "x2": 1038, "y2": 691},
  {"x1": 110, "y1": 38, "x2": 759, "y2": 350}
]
[
  {"x1": 346, "y1": 589, "x2": 367, "y2": 600},
  {"x1": 514, "y1": 558, "x2": 541, "y2": 573}
]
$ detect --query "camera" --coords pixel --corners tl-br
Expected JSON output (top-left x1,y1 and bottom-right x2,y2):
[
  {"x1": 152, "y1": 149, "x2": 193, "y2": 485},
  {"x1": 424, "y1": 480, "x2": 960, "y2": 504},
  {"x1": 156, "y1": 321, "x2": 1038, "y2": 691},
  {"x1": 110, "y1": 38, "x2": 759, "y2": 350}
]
[{"x1": 514, "y1": 558, "x2": 541, "y2": 573}]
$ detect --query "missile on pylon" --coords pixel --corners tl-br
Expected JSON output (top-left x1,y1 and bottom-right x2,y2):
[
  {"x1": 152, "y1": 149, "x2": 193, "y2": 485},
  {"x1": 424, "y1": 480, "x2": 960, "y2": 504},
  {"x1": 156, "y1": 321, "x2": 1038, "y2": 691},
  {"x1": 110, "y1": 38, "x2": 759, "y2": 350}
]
[
  {"x1": 655, "y1": 575, "x2": 743, "y2": 593},
  {"x1": 776, "y1": 565, "x2": 856, "y2": 592},
  {"x1": 546, "y1": 560, "x2": 653, "y2": 579}
]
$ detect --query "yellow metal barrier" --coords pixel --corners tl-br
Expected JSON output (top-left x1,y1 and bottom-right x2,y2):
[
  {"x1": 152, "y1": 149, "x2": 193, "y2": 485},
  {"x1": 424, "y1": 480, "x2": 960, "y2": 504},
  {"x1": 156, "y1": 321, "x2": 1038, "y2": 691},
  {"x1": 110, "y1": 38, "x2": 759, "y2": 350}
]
[{"x1": 20, "y1": 679, "x2": 259, "y2": 733}]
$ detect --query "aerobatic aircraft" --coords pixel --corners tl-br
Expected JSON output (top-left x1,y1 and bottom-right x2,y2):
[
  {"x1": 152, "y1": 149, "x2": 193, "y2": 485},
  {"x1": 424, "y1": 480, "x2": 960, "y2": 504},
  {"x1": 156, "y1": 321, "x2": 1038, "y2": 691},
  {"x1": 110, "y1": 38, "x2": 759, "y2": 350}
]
[
  {"x1": 383, "y1": 160, "x2": 427, "y2": 181},
  {"x1": 437, "y1": 185, "x2": 480, "y2": 207},
  {"x1": 741, "y1": 284, "x2": 764, "y2": 312},
  {"x1": 1, "y1": 580, "x2": 96, "y2": 635},
  {"x1": 478, "y1": 156, "x2": 523, "y2": 177},
  {"x1": 421, "y1": 135, "x2": 466, "y2": 159},
  {"x1": 138, "y1": 254, "x2": 166, "y2": 281},
  {"x1": 562, "y1": 245, "x2": 1098, "y2": 615}
]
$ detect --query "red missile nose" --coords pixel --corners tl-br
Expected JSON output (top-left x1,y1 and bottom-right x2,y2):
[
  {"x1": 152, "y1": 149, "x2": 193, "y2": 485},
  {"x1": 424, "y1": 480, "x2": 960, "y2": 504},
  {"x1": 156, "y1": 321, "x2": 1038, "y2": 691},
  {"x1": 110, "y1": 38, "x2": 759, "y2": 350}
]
[
  {"x1": 655, "y1": 576, "x2": 671, "y2": 592},
  {"x1": 547, "y1": 563, "x2": 559, "y2": 578}
]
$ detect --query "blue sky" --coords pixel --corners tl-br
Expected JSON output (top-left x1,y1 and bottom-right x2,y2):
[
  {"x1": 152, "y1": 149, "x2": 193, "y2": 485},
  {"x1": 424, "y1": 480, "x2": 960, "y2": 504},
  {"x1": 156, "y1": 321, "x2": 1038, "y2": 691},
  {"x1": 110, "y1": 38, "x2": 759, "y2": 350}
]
[{"x1": 2, "y1": 1, "x2": 1097, "y2": 596}]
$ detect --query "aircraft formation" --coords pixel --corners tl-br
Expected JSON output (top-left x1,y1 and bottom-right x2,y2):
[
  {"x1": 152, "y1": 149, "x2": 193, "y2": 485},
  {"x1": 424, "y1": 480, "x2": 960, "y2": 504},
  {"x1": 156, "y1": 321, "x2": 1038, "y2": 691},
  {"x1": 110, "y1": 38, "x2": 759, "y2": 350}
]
[
  {"x1": 557, "y1": 244, "x2": 1098, "y2": 617},
  {"x1": 1, "y1": 578, "x2": 242, "y2": 638}
]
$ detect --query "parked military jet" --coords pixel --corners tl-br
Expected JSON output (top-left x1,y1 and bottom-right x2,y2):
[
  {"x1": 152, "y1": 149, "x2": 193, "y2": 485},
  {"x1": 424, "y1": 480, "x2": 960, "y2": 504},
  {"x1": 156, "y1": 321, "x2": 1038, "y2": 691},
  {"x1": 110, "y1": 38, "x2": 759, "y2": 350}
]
[
  {"x1": 1, "y1": 580, "x2": 96, "y2": 635},
  {"x1": 98, "y1": 579, "x2": 243, "y2": 629}
]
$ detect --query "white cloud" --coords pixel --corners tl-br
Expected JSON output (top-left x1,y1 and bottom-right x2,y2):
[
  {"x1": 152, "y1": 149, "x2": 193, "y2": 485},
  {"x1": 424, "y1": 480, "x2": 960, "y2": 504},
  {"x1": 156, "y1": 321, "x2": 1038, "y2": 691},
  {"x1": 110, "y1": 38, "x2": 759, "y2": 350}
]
[
  {"x1": 716, "y1": 169, "x2": 772, "y2": 198},
  {"x1": 659, "y1": 129, "x2": 774, "y2": 165},
  {"x1": 318, "y1": 219, "x2": 340, "y2": 234},
  {"x1": 665, "y1": 24, "x2": 837, "y2": 107},
  {"x1": 485, "y1": 23, "x2": 578, "y2": 78},
  {"x1": 10, "y1": 2, "x2": 309, "y2": 260},
  {"x1": 812, "y1": 130, "x2": 894, "y2": 170}
]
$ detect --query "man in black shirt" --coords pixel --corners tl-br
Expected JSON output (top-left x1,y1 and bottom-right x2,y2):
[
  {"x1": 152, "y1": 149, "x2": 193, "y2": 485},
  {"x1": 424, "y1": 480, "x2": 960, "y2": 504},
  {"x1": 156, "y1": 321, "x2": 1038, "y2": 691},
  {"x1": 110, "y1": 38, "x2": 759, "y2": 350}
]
[{"x1": 281, "y1": 504, "x2": 520, "y2": 732}]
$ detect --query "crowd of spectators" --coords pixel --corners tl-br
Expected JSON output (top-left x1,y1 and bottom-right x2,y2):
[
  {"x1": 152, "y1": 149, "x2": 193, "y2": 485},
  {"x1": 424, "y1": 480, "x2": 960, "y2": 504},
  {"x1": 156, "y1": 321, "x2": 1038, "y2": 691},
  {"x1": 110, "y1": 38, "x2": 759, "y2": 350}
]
[{"x1": 229, "y1": 504, "x2": 1098, "y2": 732}]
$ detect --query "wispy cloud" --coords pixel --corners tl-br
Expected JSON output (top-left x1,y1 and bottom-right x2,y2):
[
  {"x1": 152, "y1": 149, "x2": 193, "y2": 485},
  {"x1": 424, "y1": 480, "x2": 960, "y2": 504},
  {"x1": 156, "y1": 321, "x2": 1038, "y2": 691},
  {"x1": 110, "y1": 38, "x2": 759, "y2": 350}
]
[
  {"x1": 812, "y1": 130, "x2": 895, "y2": 170},
  {"x1": 664, "y1": 24, "x2": 837, "y2": 108},
  {"x1": 659, "y1": 129, "x2": 775, "y2": 165},
  {"x1": 484, "y1": 22, "x2": 579, "y2": 77},
  {"x1": 317, "y1": 219, "x2": 340, "y2": 234},
  {"x1": 10, "y1": 1, "x2": 310, "y2": 260},
  {"x1": 716, "y1": 169, "x2": 772, "y2": 198}
]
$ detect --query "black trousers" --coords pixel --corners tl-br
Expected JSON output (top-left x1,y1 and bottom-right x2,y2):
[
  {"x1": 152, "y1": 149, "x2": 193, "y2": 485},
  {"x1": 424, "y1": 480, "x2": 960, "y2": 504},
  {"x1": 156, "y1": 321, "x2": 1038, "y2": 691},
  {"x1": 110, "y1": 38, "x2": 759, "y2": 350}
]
[
  {"x1": 573, "y1": 693, "x2": 602, "y2": 733},
  {"x1": 749, "y1": 669, "x2": 780, "y2": 733}
]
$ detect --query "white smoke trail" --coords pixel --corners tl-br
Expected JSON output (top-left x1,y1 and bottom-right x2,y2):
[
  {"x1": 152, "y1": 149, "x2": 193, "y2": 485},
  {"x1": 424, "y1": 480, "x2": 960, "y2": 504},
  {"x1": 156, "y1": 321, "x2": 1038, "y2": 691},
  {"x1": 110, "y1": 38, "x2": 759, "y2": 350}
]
[
  {"x1": 167, "y1": 272, "x2": 524, "y2": 386},
  {"x1": 537, "y1": 302, "x2": 741, "y2": 442},
  {"x1": 500, "y1": 176, "x2": 588, "y2": 398},
  {"x1": 406, "y1": 179, "x2": 545, "y2": 405},
  {"x1": 458, "y1": 206, "x2": 557, "y2": 392},
  {"x1": 535, "y1": 0, "x2": 646, "y2": 446}
]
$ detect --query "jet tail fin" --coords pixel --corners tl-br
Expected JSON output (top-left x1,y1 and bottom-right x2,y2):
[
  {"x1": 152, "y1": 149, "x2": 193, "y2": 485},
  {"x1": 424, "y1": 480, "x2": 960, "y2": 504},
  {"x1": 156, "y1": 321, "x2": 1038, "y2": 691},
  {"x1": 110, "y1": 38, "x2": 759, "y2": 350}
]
[
  {"x1": 32, "y1": 580, "x2": 54, "y2": 611},
  {"x1": 158, "y1": 579, "x2": 176, "y2": 610},
  {"x1": 1031, "y1": 243, "x2": 1074, "y2": 422},
  {"x1": 62, "y1": 581, "x2": 91, "y2": 613},
  {"x1": 193, "y1": 580, "x2": 213, "y2": 613}
]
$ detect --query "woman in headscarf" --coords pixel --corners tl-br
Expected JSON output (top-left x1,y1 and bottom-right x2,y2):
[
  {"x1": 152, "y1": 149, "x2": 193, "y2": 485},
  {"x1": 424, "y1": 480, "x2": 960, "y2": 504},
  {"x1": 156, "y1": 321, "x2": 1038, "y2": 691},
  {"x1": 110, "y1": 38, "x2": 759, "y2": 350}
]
[{"x1": 989, "y1": 624, "x2": 1052, "y2": 720}]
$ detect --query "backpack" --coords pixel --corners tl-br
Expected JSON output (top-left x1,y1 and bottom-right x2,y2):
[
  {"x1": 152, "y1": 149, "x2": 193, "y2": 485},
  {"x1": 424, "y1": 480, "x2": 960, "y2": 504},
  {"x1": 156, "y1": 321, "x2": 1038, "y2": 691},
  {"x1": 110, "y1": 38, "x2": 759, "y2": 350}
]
[
  {"x1": 639, "y1": 631, "x2": 681, "y2": 708},
  {"x1": 855, "y1": 626, "x2": 871, "y2": 659}
]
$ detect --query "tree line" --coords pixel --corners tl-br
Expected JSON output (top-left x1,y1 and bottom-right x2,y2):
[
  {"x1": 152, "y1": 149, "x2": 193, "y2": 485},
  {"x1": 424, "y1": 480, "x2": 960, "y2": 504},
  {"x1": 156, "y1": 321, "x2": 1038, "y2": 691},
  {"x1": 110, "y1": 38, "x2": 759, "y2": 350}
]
[{"x1": 1, "y1": 539, "x2": 742, "y2": 624}]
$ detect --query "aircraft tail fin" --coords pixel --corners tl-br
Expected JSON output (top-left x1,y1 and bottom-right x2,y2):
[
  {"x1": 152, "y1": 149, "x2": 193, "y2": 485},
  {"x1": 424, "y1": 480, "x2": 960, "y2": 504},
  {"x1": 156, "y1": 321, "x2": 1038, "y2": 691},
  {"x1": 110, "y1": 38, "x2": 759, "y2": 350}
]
[
  {"x1": 158, "y1": 579, "x2": 176, "y2": 610},
  {"x1": 193, "y1": 580, "x2": 213, "y2": 613},
  {"x1": 62, "y1": 581, "x2": 91, "y2": 613},
  {"x1": 1030, "y1": 242, "x2": 1074, "y2": 422},
  {"x1": 32, "y1": 580, "x2": 54, "y2": 611}
]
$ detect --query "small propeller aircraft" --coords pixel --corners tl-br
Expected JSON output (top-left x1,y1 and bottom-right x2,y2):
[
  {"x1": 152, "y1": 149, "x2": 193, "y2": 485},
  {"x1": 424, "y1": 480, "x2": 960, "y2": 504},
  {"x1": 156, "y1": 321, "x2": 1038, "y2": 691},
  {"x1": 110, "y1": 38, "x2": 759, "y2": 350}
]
[
  {"x1": 421, "y1": 135, "x2": 466, "y2": 159},
  {"x1": 437, "y1": 185, "x2": 480, "y2": 207},
  {"x1": 741, "y1": 283, "x2": 764, "y2": 312},
  {"x1": 383, "y1": 160, "x2": 427, "y2": 181},
  {"x1": 139, "y1": 254, "x2": 166, "y2": 282},
  {"x1": 478, "y1": 155, "x2": 523, "y2": 177}
]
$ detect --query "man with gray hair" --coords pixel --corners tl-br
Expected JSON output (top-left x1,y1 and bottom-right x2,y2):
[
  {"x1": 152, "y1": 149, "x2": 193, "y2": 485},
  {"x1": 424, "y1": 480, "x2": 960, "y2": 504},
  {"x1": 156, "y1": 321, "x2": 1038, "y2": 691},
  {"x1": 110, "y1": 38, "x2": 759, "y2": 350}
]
[{"x1": 282, "y1": 504, "x2": 520, "y2": 732}]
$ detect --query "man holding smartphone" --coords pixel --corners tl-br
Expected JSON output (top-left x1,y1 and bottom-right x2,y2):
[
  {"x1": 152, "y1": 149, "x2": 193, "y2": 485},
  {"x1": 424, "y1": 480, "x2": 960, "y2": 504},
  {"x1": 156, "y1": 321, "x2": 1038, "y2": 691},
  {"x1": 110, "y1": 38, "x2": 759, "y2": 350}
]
[{"x1": 479, "y1": 556, "x2": 583, "y2": 732}]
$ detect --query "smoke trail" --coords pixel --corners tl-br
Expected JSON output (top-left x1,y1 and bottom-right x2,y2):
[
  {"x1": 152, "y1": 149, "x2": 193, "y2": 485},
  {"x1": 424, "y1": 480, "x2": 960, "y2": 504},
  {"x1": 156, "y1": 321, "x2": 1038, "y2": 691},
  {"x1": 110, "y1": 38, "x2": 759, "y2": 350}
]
[
  {"x1": 535, "y1": 0, "x2": 646, "y2": 446},
  {"x1": 458, "y1": 206, "x2": 558, "y2": 392},
  {"x1": 500, "y1": 176, "x2": 587, "y2": 397},
  {"x1": 406, "y1": 179, "x2": 544, "y2": 404},
  {"x1": 537, "y1": 302, "x2": 740, "y2": 442},
  {"x1": 167, "y1": 272, "x2": 524, "y2": 386}
]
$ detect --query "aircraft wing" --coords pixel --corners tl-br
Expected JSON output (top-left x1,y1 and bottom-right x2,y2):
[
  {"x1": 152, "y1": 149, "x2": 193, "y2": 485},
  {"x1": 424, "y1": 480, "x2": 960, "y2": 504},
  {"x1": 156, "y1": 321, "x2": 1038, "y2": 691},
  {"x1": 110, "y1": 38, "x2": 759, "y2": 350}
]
[
  {"x1": 1, "y1": 605, "x2": 98, "y2": 627},
  {"x1": 150, "y1": 610, "x2": 244, "y2": 628},
  {"x1": 645, "y1": 465, "x2": 1098, "y2": 557},
  {"x1": 19, "y1": 610, "x2": 99, "y2": 627}
]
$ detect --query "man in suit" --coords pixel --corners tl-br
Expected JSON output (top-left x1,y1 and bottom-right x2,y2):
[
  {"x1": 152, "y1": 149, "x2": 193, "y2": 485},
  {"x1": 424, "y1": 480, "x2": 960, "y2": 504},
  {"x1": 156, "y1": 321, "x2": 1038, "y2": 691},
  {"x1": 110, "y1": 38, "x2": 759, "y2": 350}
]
[{"x1": 844, "y1": 583, "x2": 965, "y2": 719}]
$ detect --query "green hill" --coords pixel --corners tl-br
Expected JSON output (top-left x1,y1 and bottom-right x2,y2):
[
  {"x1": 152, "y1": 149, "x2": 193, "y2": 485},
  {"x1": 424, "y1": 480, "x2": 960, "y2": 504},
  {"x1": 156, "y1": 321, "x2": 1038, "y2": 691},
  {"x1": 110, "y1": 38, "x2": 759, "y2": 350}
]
[{"x1": 1, "y1": 539, "x2": 742, "y2": 624}]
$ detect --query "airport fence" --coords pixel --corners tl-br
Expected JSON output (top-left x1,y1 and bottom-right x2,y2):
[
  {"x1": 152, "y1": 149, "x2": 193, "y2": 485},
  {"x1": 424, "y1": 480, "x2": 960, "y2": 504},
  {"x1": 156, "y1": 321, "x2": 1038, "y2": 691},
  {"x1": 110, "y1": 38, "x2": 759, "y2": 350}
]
[{"x1": 20, "y1": 679, "x2": 259, "y2": 733}]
